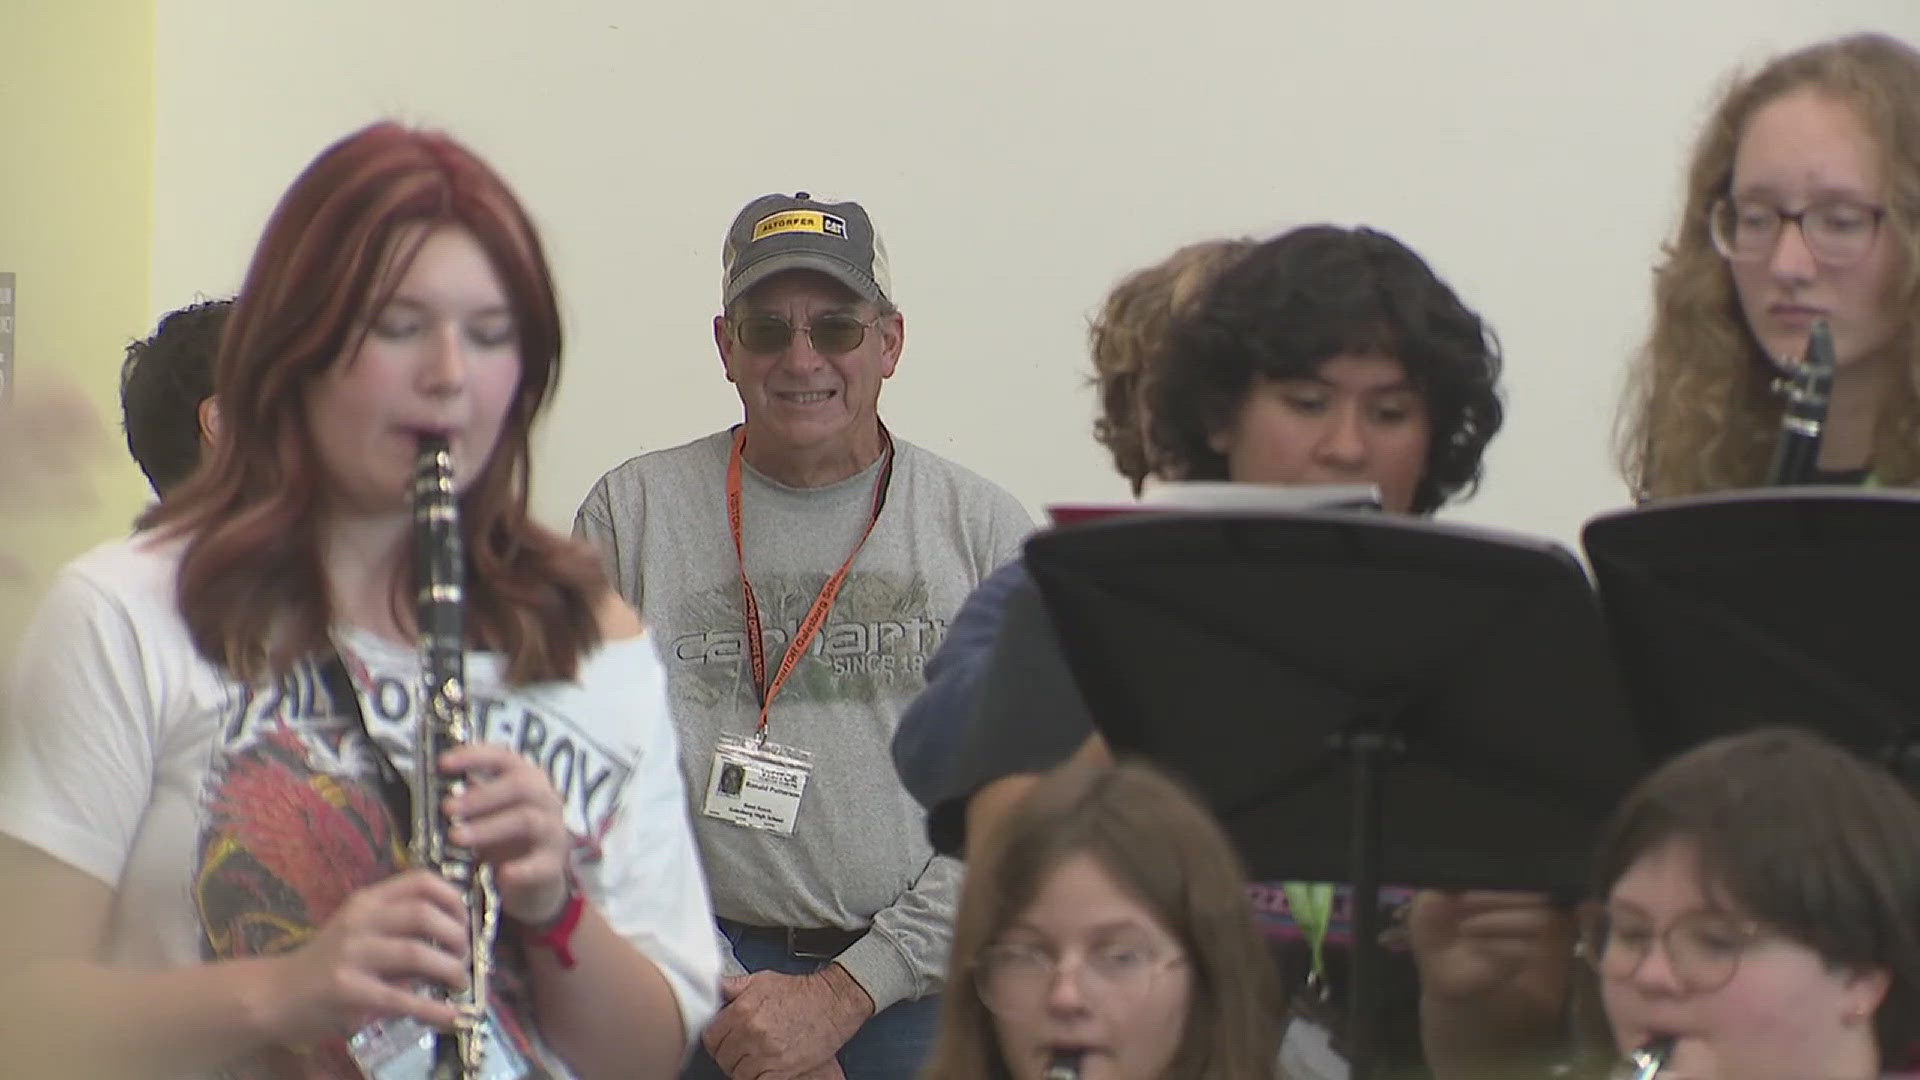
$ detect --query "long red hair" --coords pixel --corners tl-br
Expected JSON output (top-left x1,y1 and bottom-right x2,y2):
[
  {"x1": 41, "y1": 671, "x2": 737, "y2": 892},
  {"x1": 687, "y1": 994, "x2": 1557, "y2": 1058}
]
[{"x1": 146, "y1": 121, "x2": 602, "y2": 684}]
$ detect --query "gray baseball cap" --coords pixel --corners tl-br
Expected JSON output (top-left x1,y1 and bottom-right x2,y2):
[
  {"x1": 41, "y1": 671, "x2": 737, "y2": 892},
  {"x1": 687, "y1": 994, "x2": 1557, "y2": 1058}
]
[{"x1": 721, "y1": 192, "x2": 893, "y2": 307}]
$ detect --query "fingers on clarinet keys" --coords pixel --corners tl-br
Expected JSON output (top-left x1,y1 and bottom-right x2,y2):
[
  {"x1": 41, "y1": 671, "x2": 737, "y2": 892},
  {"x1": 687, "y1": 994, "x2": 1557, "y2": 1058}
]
[
  {"x1": 268, "y1": 871, "x2": 471, "y2": 1042},
  {"x1": 334, "y1": 871, "x2": 536, "y2": 1078}
]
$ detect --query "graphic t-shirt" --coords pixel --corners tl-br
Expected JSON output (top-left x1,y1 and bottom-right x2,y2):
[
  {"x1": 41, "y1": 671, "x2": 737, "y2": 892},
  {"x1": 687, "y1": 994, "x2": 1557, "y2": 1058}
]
[{"x1": 0, "y1": 536, "x2": 720, "y2": 1078}]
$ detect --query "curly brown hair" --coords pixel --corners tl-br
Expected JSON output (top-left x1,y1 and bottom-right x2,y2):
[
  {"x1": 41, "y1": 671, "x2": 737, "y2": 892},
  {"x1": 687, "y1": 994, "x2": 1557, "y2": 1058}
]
[
  {"x1": 1618, "y1": 33, "x2": 1920, "y2": 499},
  {"x1": 1088, "y1": 239, "x2": 1256, "y2": 495},
  {"x1": 1146, "y1": 225, "x2": 1503, "y2": 514}
]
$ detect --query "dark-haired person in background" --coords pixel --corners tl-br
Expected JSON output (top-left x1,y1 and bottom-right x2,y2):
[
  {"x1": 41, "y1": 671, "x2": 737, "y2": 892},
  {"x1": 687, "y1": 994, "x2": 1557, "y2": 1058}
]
[
  {"x1": 119, "y1": 298, "x2": 231, "y2": 498},
  {"x1": 893, "y1": 223, "x2": 1518, "y2": 1078}
]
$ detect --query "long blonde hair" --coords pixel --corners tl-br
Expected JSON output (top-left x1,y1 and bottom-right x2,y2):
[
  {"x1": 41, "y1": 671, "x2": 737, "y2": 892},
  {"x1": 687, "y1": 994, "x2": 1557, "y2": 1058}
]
[{"x1": 1618, "y1": 33, "x2": 1920, "y2": 499}]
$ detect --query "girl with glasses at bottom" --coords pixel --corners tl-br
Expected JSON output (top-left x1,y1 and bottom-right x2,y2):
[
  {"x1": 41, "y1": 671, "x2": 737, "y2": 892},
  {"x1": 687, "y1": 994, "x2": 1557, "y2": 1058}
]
[
  {"x1": 1579, "y1": 727, "x2": 1920, "y2": 1079},
  {"x1": 1619, "y1": 33, "x2": 1920, "y2": 498},
  {"x1": 920, "y1": 761, "x2": 1283, "y2": 1080}
]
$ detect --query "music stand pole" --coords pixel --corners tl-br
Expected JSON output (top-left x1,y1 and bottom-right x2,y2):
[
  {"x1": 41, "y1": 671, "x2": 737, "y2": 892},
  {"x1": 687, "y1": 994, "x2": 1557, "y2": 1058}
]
[{"x1": 1339, "y1": 725, "x2": 1397, "y2": 1080}]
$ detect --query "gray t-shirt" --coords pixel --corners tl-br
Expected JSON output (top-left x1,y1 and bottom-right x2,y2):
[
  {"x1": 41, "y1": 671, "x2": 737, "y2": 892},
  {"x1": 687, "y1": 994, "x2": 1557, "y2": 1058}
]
[{"x1": 574, "y1": 428, "x2": 1030, "y2": 1011}]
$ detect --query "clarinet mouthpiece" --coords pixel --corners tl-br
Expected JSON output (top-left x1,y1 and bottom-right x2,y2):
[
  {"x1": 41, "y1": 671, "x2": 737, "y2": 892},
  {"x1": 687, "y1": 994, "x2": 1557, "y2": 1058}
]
[
  {"x1": 1043, "y1": 1049, "x2": 1085, "y2": 1080},
  {"x1": 1624, "y1": 1034, "x2": 1675, "y2": 1080},
  {"x1": 1808, "y1": 318, "x2": 1836, "y2": 370},
  {"x1": 1767, "y1": 318, "x2": 1838, "y2": 485}
]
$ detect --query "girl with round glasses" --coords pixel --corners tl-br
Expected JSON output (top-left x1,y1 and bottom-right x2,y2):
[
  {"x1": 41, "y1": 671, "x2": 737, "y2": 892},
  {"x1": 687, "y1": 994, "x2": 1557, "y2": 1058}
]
[
  {"x1": 1619, "y1": 32, "x2": 1920, "y2": 498},
  {"x1": 921, "y1": 761, "x2": 1282, "y2": 1080},
  {"x1": 1582, "y1": 727, "x2": 1920, "y2": 1079}
]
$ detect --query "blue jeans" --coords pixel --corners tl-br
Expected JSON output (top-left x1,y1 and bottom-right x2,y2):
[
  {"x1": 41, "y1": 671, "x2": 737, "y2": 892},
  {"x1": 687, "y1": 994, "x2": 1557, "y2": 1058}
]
[{"x1": 681, "y1": 924, "x2": 943, "y2": 1080}]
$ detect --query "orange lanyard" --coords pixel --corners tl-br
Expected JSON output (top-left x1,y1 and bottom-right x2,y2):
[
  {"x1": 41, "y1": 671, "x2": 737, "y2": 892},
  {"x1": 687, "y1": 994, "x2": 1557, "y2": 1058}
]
[{"x1": 727, "y1": 425, "x2": 895, "y2": 738}]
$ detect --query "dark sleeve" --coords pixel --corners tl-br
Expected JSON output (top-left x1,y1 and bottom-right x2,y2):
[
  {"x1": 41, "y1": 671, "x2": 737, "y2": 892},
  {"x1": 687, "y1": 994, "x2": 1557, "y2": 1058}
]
[
  {"x1": 892, "y1": 558, "x2": 1030, "y2": 810},
  {"x1": 892, "y1": 557, "x2": 1095, "y2": 857}
]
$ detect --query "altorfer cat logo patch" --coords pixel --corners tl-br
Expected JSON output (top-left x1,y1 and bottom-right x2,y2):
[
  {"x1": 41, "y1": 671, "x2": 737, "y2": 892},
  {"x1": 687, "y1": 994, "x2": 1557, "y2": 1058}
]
[{"x1": 752, "y1": 211, "x2": 848, "y2": 242}]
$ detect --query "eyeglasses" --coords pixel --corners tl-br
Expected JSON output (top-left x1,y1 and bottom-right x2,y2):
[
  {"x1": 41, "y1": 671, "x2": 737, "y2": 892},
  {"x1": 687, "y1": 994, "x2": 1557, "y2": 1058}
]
[
  {"x1": 1708, "y1": 196, "x2": 1887, "y2": 267},
  {"x1": 973, "y1": 941, "x2": 1186, "y2": 1015},
  {"x1": 1578, "y1": 907, "x2": 1765, "y2": 994},
  {"x1": 730, "y1": 313, "x2": 880, "y2": 355}
]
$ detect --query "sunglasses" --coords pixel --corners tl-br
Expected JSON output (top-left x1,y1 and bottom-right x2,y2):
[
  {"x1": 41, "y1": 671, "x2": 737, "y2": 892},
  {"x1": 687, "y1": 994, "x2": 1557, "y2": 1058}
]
[{"x1": 731, "y1": 313, "x2": 880, "y2": 356}]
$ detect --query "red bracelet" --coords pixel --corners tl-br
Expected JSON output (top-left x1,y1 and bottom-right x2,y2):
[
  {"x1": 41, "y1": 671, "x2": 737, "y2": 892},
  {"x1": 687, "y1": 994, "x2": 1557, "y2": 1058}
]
[{"x1": 521, "y1": 890, "x2": 586, "y2": 970}]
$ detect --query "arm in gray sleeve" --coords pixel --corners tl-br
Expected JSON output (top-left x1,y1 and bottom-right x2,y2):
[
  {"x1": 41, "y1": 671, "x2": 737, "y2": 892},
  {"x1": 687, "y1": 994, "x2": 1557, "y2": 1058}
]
[
  {"x1": 578, "y1": 478, "x2": 733, "y2": 981},
  {"x1": 573, "y1": 476, "x2": 644, "y2": 612},
  {"x1": 985, "y1": 489, "x2": 1034, "y2": 572},
  {"x1": 572, "y1": 480, "x2": 621, "y2": 576},
  {"x1": 830, "y1": 852, "x2": 962, "y2": 1013}
]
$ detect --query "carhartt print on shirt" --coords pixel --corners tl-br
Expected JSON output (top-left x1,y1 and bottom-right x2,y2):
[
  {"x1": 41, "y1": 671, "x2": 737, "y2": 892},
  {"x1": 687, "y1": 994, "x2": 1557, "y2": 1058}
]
[{"x1": 665, "y1": 571, "x2": 949, "y2": 709}]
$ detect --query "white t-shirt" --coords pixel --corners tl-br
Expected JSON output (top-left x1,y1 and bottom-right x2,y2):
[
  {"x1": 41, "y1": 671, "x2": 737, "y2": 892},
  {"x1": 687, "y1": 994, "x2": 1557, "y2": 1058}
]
[{"x1": 0, "y1": 535, "x2": 720, "y2": 1078}]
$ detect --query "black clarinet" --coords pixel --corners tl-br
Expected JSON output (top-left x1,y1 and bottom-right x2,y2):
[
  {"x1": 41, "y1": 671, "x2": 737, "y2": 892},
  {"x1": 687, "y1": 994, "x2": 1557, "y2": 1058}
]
[
  {"x1": 413, "y1": 434, "x2": 498, "y2": 1079},
  {"x1": 1768, "y1": 319, "x2": 1837, "y2": 485},
  {"x1": 1043, "y1": 1050, "x2": 1083, "y2": 1080},
  {"x1": 1614, "y1": 1035, "x2": 1675, "y2": 1080}
]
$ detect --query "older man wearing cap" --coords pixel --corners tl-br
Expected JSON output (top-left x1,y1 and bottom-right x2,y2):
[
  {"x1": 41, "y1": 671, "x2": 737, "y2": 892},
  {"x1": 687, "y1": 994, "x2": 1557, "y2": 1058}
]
[{"x1": 575, "y1": 193, "x2": 1030, "y2": 1079}]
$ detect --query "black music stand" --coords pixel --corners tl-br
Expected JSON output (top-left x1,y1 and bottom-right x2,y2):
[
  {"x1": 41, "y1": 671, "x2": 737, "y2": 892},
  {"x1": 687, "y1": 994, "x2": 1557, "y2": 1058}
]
[
  {"x1": 1023, "y1": 511, "x2": 1644, "y2": 1080},
  {"x1": 1583, "y1": 488, "x2": 1920, "y2": 780}
]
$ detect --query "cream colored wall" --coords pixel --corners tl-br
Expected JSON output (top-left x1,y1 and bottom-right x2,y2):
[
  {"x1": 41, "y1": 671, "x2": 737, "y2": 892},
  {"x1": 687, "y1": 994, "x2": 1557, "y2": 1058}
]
[
  {"x1": 0, "y1": 0, "x2": 155, "y2": 657},
  {"x1": 151, "y1": 1, "x2": 1920, "y2": 551}
]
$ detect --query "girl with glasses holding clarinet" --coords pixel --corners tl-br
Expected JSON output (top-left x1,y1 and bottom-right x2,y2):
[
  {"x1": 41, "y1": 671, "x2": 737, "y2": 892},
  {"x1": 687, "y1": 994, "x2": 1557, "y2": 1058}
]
[
  {"x1": 1619, "y1": 33, "x2": 1920, "y2": 498},
  {"x1": 1589, "y1": 36, "x2": 1920, "y2": 1075},
  {"x1": 1423, "y1": 33, "x2": 1920, "y2": 1080}
]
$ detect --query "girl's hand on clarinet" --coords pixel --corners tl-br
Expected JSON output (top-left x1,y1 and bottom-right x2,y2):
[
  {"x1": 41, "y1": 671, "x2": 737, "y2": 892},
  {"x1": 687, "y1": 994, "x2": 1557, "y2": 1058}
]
[
  {"x1": 256, "y1": 869, "x2": 470, "y2": 1042},
  {"x1": 440, "y1": 743, "x2": 573, "y2": 925}
]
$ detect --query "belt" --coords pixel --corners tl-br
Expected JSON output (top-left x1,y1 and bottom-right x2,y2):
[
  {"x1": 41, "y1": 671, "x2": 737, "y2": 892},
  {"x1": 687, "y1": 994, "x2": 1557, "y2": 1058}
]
[{"x1": 720, "y1": 918, "x2": 865, "y2": 961}]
